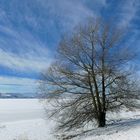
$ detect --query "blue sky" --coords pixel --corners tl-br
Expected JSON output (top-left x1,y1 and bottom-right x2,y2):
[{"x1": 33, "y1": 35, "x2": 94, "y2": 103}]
[{"x1": 0, "y1": 0, "x2": 139, "y2": 94}]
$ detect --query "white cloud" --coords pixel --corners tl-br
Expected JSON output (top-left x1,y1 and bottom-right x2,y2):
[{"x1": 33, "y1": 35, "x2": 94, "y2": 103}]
[
  {"x1": 0, "y1": 76, "x2": 36, "y2": 86},
  {"x1": 0, "y1": 76, "x2": 38, "y2": 93},
  {"x1": 0, "y1": 48, "x2": 52, "y2": 72},
  {"x1": 0, "y1": 0, "x2": 107, "y2": 74},
  {"x1": 38, "y1": 0, "x2": 96, "y2": 30},
  {"x1": 0, "y1": 24, "x2": 53, "y2": 72},
  {"x1": 119, "y1": 0, "x2": 139, "y2": 27},
  {"x1": 0, "y1": 3, "x2": 55, "y2": 73}
]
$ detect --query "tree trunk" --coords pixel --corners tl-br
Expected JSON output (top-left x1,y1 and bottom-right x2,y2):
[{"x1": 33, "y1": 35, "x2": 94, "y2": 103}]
[{"x1": 98, "y1": 112, "x2": 106, "y2": 127}]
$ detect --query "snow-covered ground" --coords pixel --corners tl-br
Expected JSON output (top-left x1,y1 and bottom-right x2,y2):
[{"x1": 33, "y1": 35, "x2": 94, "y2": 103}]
[
  {"x1": 77, "y1": 111, "x2": 140, "y2": 140},
  {"x1": 0, "y1": 99, "x2": 56, "y2": 140},
  {"x1": 0, "y1": 99, "x2": 140, "y2": 140}
]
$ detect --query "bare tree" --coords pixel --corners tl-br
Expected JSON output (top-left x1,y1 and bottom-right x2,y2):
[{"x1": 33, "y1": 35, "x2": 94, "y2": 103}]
[{"x1": 40, "y1": 19, "x2": 140, "y2": 132}]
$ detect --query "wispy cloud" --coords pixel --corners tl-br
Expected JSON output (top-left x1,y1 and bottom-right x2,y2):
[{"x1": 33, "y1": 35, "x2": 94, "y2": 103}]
[
  {"x1": 38, "y1": 0, "x2": 97, "y2": 31},
  {"x1": 0, "y1": 48, "x2": 52, "y2": 72},
  {"x1": 0, "y1": 76, "x2": 36, "y2": 86},
  {"x1": 0, "y1": 0, "x2": 102, "y2": 74},
  {"x1": 0, "y1": 76, "x2": 38, "y2": 93},
  {"x1": 0, "y1": 0, "x2": 139, "y2": 94},
  {"x1": 0, "y1": 25, "x2": 53, "y2": 72},
  {"x1": 118, "y1": 0, "x2": 139, "y2": 27}
]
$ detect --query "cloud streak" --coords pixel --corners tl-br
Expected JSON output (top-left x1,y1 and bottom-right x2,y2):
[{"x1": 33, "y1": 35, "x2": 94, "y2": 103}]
[
  {"x1": 118, "y1": 0, "x2": 140, "y2": 27},
  {"x1": 0, "y1": 24, "x2": 53, "y2": 73},
  {"x1": 0, "y1": 76, "x2": 38, "y2": 93},
  {"x1": 42, "y1": 0, "x2": 94, "y2": 28},
  {"x1": 0, "y1": 0, "x2": 139, "y2": 94},
  {"x1": 0, "y1": 48, "x2": 52, "y2": 72},
  {"x1": 0, "y1": 0, "x2": 101, "y2": 74}
]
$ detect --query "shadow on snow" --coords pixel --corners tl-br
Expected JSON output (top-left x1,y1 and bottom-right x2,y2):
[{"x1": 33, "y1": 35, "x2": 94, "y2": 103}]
[{"x1": 60, "y1": 115, "x2": 140, "y2": 140}]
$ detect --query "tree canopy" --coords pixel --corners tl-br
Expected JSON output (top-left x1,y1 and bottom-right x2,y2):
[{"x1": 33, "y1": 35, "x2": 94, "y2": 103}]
[{"x1": 40, "y1": 19, "x2": 140, "y2": 132}]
